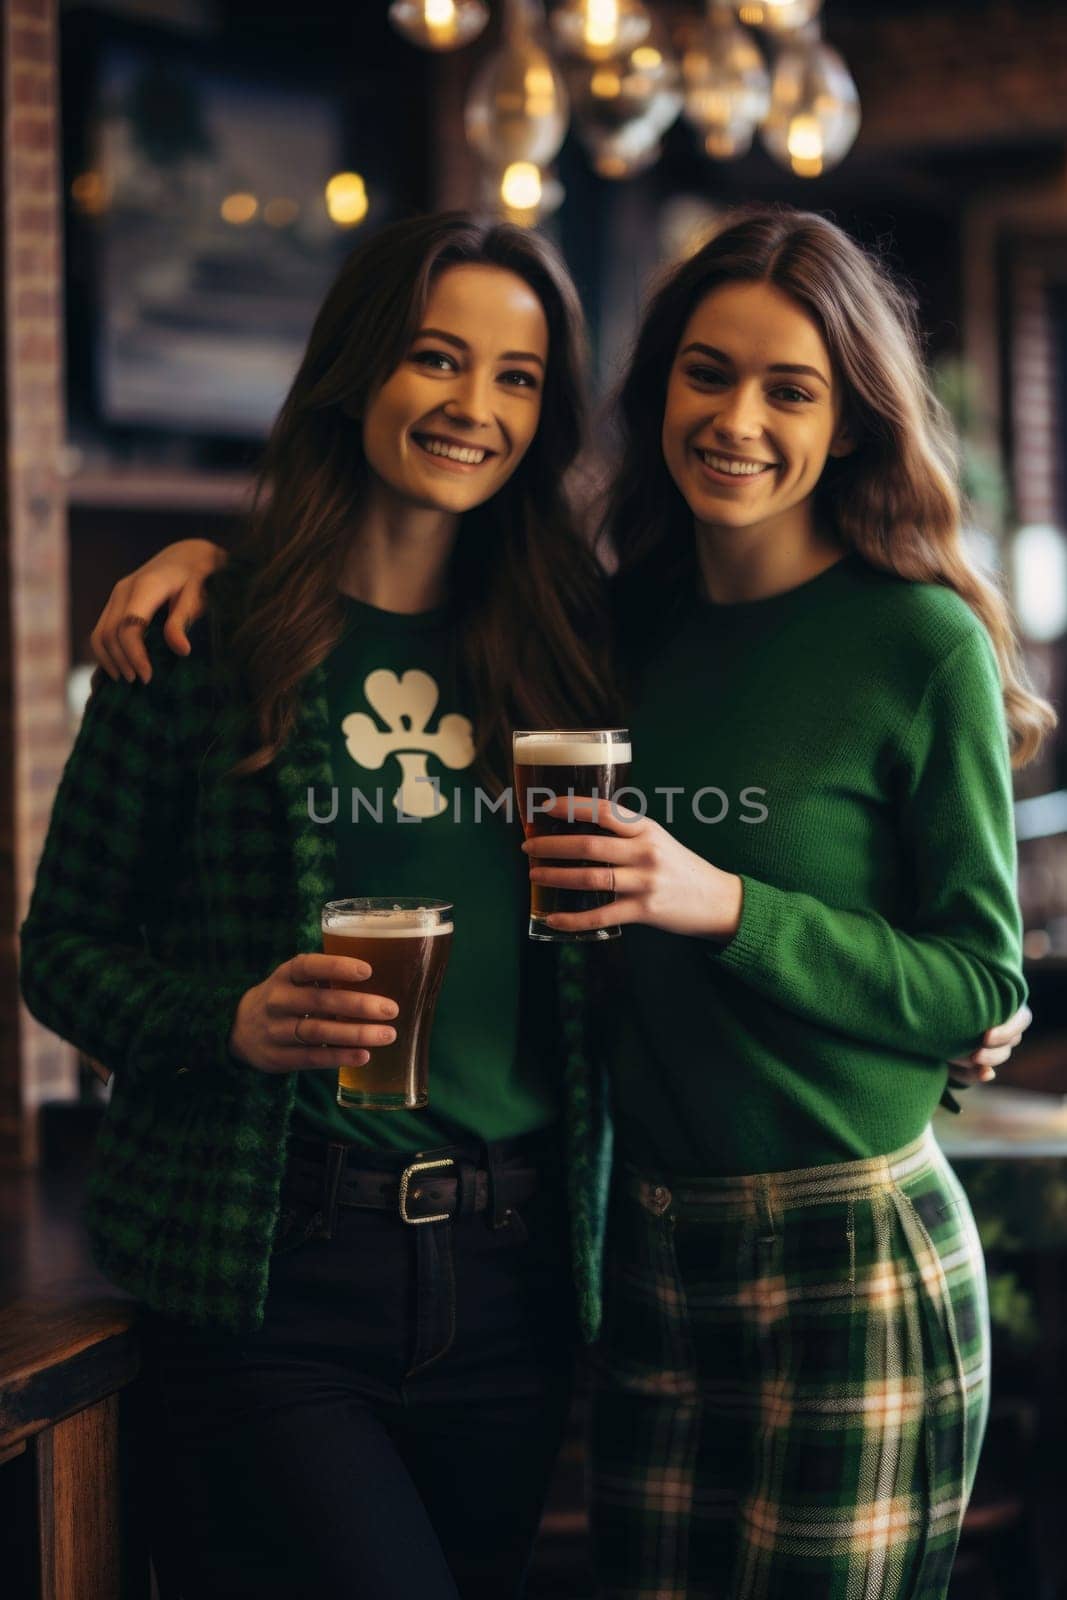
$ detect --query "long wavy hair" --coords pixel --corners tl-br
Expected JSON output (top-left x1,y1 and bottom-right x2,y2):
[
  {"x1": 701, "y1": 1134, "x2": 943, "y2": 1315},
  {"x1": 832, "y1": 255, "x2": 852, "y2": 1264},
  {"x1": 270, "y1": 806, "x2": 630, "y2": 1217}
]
[
  {"x1": 605, "y1": 206, "x2": 1055, "y2": 767},
  {"x1": 212, "y1": 212, "x2": 614, "y2": 786}
]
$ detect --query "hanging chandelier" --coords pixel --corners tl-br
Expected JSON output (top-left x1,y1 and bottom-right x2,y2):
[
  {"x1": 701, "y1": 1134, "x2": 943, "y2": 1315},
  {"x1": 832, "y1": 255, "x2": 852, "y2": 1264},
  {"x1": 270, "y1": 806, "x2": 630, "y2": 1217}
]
[{"x1": 390, "y1": 0, "x2": 861, "y2": 220}]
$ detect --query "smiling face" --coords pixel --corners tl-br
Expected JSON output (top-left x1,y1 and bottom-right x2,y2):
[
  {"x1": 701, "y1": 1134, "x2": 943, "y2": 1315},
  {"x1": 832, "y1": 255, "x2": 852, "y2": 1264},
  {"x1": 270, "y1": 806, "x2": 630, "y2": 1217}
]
[
  {"x1": 661, "y1": 279, "x2": 852, "y2": 549},
  {"x1": 361, "y1": 263, "x2": 549, "y2": 518}
]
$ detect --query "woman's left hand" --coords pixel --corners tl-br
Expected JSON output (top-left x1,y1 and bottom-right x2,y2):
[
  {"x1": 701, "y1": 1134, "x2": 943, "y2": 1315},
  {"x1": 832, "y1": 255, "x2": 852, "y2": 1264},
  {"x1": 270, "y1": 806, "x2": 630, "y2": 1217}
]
[
  {"x1": 522, "y1": 796, "x2": 743, "y2": 940},
  {"x1": 947, "y1": 1003, "x2": 1033, "y2": 1084}
]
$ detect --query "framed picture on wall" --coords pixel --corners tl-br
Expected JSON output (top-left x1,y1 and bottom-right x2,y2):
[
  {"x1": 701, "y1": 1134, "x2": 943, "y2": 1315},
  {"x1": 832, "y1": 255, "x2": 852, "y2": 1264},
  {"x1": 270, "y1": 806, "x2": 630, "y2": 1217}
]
[{"x1": 63, "y1": 12, "x2": 387, "y2": 441}]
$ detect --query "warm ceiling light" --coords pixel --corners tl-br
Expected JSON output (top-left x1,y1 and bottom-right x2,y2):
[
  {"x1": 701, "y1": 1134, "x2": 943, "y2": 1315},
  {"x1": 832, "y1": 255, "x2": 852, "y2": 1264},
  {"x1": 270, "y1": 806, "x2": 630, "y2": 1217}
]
[
  {"x1": 586, "y1": 0, "x2": 620, "y2": 51},
  {"x1": 762, "y1": 34, "x2": 859, "y2": 175},
  {"x1": 220, "y1": 192, "x2": 258, "y2": 225},
  {"x1": 500, "y1": 160, "x2": 543, "y2": 209},
  {"x1": 490, "y1": 159, "x2": 565, "y2": 225},
  {"x1": 551, "y1": 0, "x2": 652, "y2": 63},
  {"x1": 325, "y1": 172, "x2": 369, "y2": 226},
  {"x1": 388, "y1": 0, "x2": 490, "y2": 52},
  {"x1": 786, "y1": 112, "x2": 823, "y2": 175}
]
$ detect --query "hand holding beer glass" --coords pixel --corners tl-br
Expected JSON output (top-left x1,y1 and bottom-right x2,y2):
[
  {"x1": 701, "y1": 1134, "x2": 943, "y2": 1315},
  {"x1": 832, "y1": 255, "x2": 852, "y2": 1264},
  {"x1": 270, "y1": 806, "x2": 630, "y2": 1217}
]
[
  {"x1": 322, "y1": 899, "x2": 453, "y2": 1109},
  {"x1": 514, "y1": 729, "x2": 631, "y2": 941}
]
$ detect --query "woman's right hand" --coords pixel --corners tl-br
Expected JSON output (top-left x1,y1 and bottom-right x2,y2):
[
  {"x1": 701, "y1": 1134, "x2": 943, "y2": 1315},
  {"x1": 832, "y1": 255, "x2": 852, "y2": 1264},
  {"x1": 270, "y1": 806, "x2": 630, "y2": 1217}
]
[
  {"x1": 91, "y1": 538, "x2": 228, "y2": 685},
  {"x1": 229, "y1": 953, "x2": 399, "y2": 1075}
]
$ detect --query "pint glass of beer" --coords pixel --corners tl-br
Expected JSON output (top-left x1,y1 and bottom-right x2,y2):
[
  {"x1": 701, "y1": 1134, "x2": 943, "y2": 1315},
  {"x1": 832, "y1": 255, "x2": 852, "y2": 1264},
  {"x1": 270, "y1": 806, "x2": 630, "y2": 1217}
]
[
  {"x1": 322, "y1": 898, "x2": 453, "y2": 1110},
  {"x1": 513, "y1": 729, "x2": 631, "y2": 943}
]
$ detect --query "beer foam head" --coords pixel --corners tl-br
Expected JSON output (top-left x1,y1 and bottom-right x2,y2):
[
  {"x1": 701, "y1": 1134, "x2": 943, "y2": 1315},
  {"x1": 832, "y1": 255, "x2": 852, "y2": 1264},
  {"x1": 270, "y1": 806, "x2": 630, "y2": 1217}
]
[
  {"x1": 514, "y1": 732, "x2": 631, "y2": 766},
  {"x1": 323, "y1": 902, "x2": 452, "y2": 936}
]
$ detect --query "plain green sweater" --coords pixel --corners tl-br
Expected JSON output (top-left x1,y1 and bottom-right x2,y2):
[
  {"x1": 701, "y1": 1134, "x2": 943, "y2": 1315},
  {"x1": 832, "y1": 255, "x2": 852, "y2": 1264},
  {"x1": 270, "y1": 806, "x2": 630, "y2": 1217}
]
[{"x1": 610, "y1": 553, "x2": 1026, "y2": 1176}]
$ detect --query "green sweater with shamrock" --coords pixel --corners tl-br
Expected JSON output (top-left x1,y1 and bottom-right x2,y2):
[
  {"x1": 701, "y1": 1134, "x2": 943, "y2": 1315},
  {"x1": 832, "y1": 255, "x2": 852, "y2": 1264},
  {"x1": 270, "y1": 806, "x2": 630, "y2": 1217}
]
[{"x1": 610, "y1": 553, "x2": 1026, "y2": 1177}]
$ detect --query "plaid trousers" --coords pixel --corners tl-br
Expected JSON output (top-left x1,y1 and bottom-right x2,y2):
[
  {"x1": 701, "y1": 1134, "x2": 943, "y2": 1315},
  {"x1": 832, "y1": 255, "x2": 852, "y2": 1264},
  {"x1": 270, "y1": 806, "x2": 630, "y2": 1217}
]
[{"x1": 591, "y1": 1132, "x2": 989, "y2": 1600}]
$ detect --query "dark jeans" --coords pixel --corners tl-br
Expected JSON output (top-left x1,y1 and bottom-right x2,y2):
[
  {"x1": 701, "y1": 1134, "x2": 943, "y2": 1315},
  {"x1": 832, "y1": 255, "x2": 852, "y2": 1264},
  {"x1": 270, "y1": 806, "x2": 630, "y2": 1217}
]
[{"x1": 139, "y1": 1135, "x2": 576, "y2": 1600}]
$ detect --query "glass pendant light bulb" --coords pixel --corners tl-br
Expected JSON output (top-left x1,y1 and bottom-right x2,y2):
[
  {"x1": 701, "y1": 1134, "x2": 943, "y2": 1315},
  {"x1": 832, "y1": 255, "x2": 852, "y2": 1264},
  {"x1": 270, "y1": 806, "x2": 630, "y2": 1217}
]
[
  {"x1": 481, "y1": 159, "x2": 565, "y2": 226},
  {"x1": 551, "y1": 0, "x2": 653, "y2": 63},
  {"x1": 388, "y1": 0, "x2": 490, "y2": 53},
  {"x1": 466, "y1": 0, "x2": 570, "y2": 170},
  {"x1": 682, "y1": 9, "x2": 769, "y2": 161},
  {"x1": 761, "y1": 31, "x2": 860, "y2": 176},
  {"x1": 569, "y1": 26, "x2": 682, "y2": 180},
  {"x1": 501, "y1": 160, "x2": 543, "y2": 210}
]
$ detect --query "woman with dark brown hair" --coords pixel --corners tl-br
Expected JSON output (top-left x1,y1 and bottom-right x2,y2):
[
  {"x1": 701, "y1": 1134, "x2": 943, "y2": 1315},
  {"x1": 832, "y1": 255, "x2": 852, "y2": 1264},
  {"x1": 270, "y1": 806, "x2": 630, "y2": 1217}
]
[{"x1": 20, "y1": 212, "x2": 614, "y2": 1600}]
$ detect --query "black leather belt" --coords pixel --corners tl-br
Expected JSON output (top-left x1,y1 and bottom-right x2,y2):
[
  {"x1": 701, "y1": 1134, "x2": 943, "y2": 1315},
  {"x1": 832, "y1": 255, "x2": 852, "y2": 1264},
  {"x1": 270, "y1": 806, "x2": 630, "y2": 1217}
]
[{"x1": 284, "y1": 1136, "x2": 540, "y2": 1227}]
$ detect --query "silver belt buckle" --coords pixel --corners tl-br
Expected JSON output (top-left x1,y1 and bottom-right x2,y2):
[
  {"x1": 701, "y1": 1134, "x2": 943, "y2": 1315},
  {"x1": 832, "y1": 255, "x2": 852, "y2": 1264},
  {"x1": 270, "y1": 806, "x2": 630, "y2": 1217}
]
[{"x1": 398, "y1": 1157, "x2": 456, "y2": 1225}]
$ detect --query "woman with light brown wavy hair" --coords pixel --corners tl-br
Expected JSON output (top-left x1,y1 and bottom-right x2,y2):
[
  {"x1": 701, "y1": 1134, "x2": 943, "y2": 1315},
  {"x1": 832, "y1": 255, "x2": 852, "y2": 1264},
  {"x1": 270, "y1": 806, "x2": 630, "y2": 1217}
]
[
  {"x1": 522, "y1": 206, "x2": 1055, "y2": 1598},
  {"x1": 21, "y1": 211, "x2": 616, "y2": 1600}
]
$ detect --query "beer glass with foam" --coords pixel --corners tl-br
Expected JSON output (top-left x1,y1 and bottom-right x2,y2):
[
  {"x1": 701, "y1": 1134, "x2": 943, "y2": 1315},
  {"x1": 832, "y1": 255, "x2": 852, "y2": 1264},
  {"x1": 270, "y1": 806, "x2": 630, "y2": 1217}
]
[
  {"x1": 512, "y1": 729, "x2": 631, "y2": 942},
  {"x1": 322, "y1": 899, "x2": 453, "y2": 1109}
]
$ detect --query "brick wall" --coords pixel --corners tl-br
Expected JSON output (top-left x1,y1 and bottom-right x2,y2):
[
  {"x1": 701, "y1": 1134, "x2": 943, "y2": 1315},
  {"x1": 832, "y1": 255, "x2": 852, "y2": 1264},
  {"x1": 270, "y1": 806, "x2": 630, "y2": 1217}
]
[
  {"x1": 1005, "y1": 239, "x2": 1067, "y2": 803},
  {"x1": 1, "y1": 0, "x2": 75, "y2": 1169},
  {"x1": 1009, "y1": 242, "x2": 1067, "y2": 531}
]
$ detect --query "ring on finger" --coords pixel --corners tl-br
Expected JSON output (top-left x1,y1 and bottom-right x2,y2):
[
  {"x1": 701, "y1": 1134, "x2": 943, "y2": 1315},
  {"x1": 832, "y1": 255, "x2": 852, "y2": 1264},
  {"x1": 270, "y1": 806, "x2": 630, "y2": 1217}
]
[
  {"x1": 608, "y1": 865, "x2": 616, "y2": 896},
  {"x1": 293, "y1": 1012, "x2": 313, "y2": 1046}
]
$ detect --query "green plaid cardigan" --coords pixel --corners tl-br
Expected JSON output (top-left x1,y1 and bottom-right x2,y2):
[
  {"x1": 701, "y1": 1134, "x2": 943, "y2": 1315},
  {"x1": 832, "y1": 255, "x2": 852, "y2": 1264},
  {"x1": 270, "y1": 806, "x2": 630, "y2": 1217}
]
[{"x1": 20, "y1": 622, "x2": 611, "y2": 1338}]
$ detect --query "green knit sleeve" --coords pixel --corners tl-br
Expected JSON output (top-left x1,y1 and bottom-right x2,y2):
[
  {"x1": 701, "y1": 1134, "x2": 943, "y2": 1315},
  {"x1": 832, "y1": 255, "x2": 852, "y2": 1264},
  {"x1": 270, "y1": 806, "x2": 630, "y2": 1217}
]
[
  {"x1": 713, "y1": 627, "x2": 1026, "y2": 1060},
  {"x1": 19, "y1": 631, "x2": 249, "y2": 1082}
]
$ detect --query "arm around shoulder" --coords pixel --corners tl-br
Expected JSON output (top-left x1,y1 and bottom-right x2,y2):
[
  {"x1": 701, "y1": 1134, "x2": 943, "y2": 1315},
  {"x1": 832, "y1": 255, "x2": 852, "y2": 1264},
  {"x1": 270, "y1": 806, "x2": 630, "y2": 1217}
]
[{"x1": 91, "y1": 537, "x2": 228, "y2": 683}]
